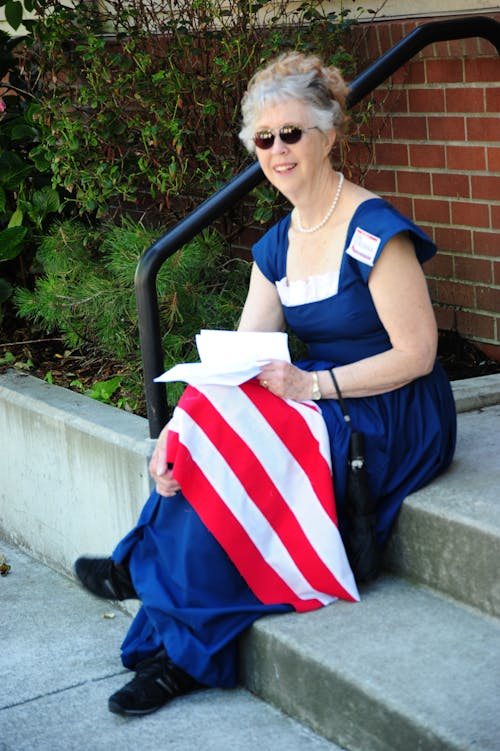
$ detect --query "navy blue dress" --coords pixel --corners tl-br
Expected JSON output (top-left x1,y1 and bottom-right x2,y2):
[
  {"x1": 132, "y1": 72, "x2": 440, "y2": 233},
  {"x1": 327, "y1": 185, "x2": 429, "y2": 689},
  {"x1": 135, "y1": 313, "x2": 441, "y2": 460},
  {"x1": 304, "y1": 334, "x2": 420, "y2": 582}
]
[
  {"x1": 252, "y1": 198, "x2": 456, "y2": 543},
  {"x1": 112, "y1": 198, "x2": 456, "y2": 688}
]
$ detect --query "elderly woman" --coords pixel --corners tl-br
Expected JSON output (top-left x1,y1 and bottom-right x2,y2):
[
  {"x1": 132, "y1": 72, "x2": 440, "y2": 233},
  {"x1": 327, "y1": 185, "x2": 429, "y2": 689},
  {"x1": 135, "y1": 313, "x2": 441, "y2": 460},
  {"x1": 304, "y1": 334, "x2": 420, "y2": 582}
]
[{"x1": 75, "y1": 52, "x2": 456, "y2": 716}]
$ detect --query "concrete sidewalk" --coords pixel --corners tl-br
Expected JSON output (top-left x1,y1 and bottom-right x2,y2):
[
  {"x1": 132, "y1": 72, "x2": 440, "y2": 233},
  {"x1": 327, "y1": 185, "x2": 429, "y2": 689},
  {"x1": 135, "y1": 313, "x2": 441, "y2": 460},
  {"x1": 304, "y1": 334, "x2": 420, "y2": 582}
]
[{"x1": 0, "y1": 540, "x2": 342, "y2": 751}]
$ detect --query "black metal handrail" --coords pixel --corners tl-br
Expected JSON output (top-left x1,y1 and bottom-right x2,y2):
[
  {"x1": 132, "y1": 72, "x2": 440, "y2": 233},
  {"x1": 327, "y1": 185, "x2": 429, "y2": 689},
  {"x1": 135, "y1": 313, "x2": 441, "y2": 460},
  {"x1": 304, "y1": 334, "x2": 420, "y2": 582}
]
[{"x1": 135, "y1": 14, "x2": 500, "y2": 437}]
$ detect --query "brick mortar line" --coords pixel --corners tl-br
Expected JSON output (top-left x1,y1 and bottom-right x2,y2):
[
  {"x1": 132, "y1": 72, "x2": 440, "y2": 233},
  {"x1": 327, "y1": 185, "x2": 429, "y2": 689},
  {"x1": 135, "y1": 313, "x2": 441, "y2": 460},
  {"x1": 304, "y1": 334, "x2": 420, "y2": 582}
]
[
  {"x1": 377, "y1": 81, "x2": 500, "y2": 89},
  {"x1": 368, "y1": 143, "x2": 500, "y2": 152}
]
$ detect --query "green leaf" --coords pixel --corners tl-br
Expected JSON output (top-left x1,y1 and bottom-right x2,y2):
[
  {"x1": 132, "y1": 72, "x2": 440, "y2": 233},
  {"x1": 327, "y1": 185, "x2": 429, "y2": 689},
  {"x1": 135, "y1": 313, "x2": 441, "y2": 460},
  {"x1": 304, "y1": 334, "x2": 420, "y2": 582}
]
[
  {"x1": 5, "y1": 0, "x2": 23, "y2": 30},
  {"x1": 0, "y1": 225, "x2": 28, "y2": 261},
  {"x1": 0, "y1": 278, "x2": 13, "y2": 304},
  {"x1": 0, "y1": 151, "x2": 31, "y2": 190},
  {"x1": 87, "y1": 376, "x2": 122, "y2": 403},
  {"x1": 8, "y1": 207, "x2": 23, "y2": 227},
  {"x1": 11, "y1": 123, "x2": 39, "y2": 141},
  {"x1": 30, "y1": 186, "x2": 60, "y2": 222},
  {"x1": 0, "y1": 186, "x2": 6, "y2": 214},
  {"x1": 29, "y1": 144, "x2": 52, "y2": 172}
]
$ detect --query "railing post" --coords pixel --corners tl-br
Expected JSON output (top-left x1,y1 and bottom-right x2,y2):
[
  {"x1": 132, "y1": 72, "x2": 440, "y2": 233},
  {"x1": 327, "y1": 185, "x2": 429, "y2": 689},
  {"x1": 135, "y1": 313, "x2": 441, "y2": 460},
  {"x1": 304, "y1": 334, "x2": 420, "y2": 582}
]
[{"x1": 134, "y1": 243, "x2": 170, "y2": 438}]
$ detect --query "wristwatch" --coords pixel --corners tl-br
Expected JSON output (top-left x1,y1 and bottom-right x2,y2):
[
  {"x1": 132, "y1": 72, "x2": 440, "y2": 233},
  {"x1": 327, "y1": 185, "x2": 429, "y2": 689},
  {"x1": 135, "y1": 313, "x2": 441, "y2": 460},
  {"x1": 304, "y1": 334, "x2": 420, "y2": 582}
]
[{"x1": 311, "y1": 371, "x2": 322, "y2": 400}]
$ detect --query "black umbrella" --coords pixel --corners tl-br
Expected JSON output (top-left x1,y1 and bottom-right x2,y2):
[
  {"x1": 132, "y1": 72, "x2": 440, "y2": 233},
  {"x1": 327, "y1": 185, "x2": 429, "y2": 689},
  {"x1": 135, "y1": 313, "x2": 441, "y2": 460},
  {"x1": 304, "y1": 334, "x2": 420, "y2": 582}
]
[{"x1": 329, "y1": 371, "x2": 380, "y2": 583}]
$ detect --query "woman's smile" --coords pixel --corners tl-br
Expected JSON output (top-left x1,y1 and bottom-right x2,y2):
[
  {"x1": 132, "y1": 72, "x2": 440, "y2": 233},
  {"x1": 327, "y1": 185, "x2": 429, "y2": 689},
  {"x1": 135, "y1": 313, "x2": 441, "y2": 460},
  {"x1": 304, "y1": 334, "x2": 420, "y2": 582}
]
[{"x1": 273, "y1": 161, "x2": 297, "y2": 174}]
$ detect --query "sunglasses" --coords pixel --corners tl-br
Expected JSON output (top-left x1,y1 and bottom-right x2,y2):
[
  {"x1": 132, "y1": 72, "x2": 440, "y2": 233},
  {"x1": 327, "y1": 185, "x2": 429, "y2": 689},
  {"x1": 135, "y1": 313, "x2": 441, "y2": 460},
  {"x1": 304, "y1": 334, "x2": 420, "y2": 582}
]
[{"x1": 253, "y1": 125, "x2": 318, "y2": 150}]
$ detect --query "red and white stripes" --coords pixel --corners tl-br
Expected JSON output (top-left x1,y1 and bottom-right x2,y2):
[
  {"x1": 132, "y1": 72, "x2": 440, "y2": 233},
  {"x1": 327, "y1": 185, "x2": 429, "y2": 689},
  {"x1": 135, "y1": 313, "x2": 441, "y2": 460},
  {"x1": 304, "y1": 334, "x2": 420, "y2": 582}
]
[{"x1": 166, "y1": 381, "x2": 359, "y2": 611}]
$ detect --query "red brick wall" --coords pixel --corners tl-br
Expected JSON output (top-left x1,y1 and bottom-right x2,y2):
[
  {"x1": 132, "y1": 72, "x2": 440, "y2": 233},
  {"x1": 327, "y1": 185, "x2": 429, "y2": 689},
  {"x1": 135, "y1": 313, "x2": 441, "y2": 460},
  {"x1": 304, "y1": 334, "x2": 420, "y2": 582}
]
[{"x1": 349, "y1": 12, "x2": 500, "y2": 360}]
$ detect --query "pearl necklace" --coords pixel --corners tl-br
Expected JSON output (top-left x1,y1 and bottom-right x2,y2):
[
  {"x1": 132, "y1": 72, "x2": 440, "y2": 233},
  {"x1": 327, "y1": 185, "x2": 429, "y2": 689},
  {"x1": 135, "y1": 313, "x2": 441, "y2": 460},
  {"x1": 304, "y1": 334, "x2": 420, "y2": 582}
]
[{"x1": 295, "y1": 172, "x2": 344, "y2": 234}]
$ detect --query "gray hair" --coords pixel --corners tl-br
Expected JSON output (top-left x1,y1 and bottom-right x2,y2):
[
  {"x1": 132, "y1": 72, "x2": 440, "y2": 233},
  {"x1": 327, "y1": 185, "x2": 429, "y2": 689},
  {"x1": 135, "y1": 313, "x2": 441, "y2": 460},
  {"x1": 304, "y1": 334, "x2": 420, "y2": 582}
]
[{"x1": 239, "y1": 53, "x2": 349, "y2": 153}]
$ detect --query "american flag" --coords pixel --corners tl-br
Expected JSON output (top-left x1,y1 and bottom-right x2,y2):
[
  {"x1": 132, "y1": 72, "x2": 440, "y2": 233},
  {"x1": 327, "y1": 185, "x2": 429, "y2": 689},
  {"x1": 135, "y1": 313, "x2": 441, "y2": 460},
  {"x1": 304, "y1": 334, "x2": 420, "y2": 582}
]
[{"x1": 166, "y1": 380, "x2": 359, "y2": 611}]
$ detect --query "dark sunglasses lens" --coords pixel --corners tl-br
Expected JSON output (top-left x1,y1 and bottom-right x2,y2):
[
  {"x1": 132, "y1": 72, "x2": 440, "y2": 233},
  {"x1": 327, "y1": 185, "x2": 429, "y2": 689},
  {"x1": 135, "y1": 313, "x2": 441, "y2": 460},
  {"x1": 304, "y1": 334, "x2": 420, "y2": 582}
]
[
  {"x1": 280, "y1": 127, "x2": 303, "y2": 144},
  {"x1": 253, "y1": 126, "x2": 304, "y2": 150},
  {"x1": 254, "y1": 132, "x2": 274, "y2": 150}
]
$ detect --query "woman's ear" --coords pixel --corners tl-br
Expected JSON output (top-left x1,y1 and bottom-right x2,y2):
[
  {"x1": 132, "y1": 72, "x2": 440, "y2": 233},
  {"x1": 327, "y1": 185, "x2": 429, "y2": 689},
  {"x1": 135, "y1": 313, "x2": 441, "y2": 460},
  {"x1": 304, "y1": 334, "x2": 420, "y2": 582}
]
[{"x1": 324, "y1": 128, "x2": 337, "y2": 157}]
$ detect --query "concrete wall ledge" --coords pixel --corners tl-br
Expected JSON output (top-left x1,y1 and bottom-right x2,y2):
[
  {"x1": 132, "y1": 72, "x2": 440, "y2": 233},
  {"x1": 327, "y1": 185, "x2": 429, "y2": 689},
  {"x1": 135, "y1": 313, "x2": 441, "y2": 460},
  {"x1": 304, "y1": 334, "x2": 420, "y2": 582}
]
[
  {"x1": 1, "y1": 368, "x2": 500, "y2": 578},
  {"x1": 0, "y1": 369, "x2": 154, "y2": 575}
]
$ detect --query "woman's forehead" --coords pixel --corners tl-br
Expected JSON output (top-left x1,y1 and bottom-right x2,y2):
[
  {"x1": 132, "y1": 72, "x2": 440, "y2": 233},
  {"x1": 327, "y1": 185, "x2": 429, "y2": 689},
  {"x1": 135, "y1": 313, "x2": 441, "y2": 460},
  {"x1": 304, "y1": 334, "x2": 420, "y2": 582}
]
[{"x1": 255, "y1": 98, "x2": 310, "y2": 128}]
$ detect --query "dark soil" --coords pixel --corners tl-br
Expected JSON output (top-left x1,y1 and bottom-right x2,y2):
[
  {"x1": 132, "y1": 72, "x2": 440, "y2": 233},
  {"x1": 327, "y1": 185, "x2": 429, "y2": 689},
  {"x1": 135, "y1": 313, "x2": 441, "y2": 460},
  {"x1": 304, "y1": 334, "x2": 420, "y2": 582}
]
[
  {"x1": 435, "y1": 329, "x2": 500, "y2": 381},
  {"x1": 0, "y1": 315, "x2": 127, "y2": 403},
  {"x1": 1, "y1": 315, "x2": 499, "y2": 418}
]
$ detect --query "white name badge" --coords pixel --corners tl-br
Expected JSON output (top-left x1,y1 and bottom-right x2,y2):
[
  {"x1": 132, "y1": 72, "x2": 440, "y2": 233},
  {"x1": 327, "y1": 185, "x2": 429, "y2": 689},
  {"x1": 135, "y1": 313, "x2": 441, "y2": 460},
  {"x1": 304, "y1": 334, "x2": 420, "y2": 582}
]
[{"x1": 346, "y1": 226, "x2": 381, "y2": 267}]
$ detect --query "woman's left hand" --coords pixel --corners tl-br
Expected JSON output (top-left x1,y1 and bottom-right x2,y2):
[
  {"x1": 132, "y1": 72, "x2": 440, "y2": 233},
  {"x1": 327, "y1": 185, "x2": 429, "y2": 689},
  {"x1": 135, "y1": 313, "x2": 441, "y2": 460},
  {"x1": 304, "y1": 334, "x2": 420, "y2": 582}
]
[
  {"x1": 149, "y1": 424, "x2": 182, "y2": 497},
  {"x1": 257, "y1": 360, "x2": 313, "y2": 401}
]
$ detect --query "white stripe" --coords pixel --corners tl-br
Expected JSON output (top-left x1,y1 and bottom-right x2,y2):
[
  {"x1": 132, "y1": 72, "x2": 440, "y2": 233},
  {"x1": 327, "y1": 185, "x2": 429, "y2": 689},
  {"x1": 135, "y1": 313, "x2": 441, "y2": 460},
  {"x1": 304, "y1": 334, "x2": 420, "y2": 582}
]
[
  {"x1": 282, "y1": 397, "x2": 332, "y2": 468},
  {"x1": 195, "y1": 386, "x2": 358, "y2": 599},
  {"x1": 175, "y1": 407, "x2": 335, "y2": 605}
]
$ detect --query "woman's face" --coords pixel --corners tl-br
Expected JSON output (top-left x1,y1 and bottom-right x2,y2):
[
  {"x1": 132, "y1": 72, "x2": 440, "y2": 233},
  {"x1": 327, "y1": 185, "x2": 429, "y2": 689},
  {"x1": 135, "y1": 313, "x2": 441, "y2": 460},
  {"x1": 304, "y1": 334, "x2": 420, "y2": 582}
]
[{"x1": 253, "y1": 98, "x2": 336, "y2": 203}]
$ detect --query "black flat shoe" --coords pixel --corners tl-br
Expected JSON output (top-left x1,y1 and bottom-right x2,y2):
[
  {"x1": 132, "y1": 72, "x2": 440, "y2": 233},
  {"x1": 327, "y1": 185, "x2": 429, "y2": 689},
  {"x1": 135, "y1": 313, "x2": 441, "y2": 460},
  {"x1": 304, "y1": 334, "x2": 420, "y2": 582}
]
[
  {"x1": 108, "y1": 650, "x2": 204, "y2": 716},
  {"x1": 74, "y1": 556, "x2": 137, "y2": 600}
]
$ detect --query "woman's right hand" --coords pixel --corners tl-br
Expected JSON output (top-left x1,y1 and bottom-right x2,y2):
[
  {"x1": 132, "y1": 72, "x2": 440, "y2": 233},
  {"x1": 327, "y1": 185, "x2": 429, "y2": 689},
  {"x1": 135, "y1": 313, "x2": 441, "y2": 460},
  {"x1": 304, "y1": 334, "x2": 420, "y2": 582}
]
[{"x1": 149, "y1": 424, "x2": 181, "y2": 497}]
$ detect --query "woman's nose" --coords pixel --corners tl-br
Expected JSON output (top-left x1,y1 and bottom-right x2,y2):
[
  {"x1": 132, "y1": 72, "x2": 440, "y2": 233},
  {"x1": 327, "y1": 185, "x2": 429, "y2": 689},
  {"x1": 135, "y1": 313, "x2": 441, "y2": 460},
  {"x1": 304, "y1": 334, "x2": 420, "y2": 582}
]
[{"x1": 271, "y1": 134, "x2": 288, "y2": 153}]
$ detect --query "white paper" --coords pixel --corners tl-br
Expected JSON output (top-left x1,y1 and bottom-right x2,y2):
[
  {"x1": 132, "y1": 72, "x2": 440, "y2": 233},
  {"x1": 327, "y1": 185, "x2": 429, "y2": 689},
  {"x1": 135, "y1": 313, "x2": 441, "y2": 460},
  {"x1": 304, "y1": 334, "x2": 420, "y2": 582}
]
[
  {"x1": 154, "y1": 330, "x2": 290, "y2": 386},
  {"x1": 155, "y1": 362, "x2": 262, "y2": 386},
  {"x1": 195, "y1": 329, "x2": 290, "y2": 366}
]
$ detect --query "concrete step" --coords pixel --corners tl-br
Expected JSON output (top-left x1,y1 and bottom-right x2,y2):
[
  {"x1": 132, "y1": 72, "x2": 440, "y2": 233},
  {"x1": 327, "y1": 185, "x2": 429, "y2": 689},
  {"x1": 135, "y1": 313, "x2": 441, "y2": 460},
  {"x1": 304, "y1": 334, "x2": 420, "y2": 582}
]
[
  {"x1": 240, "y1": 575, "x2": 500, "y2": 751},
  {"x1": 0, "y1": 540, "x2": 343, "y2": 751},
  {"x1": 384, "y1": 402, "x2": 500, "y2": 618},
  {"x1": 240, "y1": 379, "x2": 500, "y2": 751}
]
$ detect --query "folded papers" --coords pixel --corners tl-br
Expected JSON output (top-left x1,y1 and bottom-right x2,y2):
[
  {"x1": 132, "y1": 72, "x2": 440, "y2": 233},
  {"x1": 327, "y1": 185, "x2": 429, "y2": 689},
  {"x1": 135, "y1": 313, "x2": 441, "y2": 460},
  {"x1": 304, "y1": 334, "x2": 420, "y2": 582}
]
[{"x1": 154, "y1": 329, "x2": 290, "y2": 387}]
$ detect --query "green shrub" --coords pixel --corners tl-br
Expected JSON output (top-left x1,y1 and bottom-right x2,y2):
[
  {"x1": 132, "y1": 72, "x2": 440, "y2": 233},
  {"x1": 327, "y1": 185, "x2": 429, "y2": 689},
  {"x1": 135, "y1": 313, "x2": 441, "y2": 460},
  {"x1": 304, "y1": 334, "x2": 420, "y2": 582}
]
[
  {"x1": 14, "y1": 219, "x2": 251, "y2": 409},
  {"x1": 0, "y1": 28, "x2": 62, "y2": 322}
]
